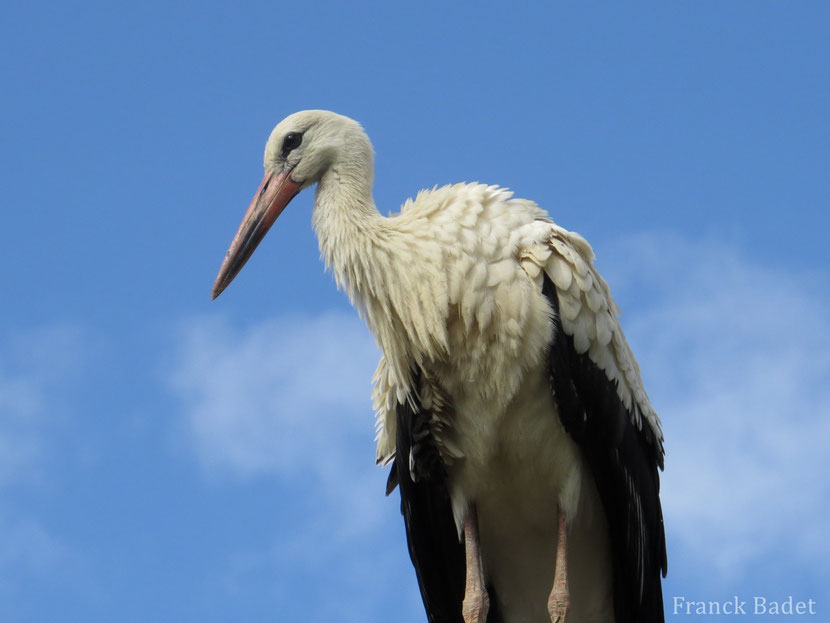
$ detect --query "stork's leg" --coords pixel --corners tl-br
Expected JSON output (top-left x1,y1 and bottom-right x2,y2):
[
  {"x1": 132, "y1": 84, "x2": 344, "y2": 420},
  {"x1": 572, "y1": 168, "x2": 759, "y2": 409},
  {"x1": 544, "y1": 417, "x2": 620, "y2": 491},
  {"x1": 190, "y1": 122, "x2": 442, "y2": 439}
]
[
  {"x1": 547, "y1": 509, "x2": 570, "y2": 623},
  {"x1": 462, "y1": 507, "x2": 490, "y2": 623}
]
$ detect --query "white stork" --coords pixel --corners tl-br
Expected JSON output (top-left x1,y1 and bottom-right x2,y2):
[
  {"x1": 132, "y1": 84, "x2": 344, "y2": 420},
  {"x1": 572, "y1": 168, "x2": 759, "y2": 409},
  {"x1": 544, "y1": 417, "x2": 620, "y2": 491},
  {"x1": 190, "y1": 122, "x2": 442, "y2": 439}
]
[{"x1": 212, "y1": 110, "x2": 666, "y2": 623}]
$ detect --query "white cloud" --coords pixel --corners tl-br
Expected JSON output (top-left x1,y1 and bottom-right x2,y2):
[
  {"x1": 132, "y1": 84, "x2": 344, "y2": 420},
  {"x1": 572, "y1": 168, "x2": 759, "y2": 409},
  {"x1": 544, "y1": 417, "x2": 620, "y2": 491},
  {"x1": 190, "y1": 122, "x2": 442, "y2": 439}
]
[
  {"x1": 602, "y1": 233, "x2": 830, "y2": 579},
  {"x1": 0, "y1": 356, "x2": 46, "y2": 488},
  {"x1": 170, "y1": 311, "x2": 380, "y2": 479},
  {"x1": 0, "y1": 326, "x2": 85, "y2": 599},
  {"x1": 0, "y1": 325, "x2": 83, "y2": 488},
  {"x1": 0, "y1": 513, "x2": 66, "y2": 575},
  {"x1": 170, "y1": 311, "x2": 424, "y2": 621},
  {"x1": 170, "y1": 310, "x2": 398, "y2": 542}
]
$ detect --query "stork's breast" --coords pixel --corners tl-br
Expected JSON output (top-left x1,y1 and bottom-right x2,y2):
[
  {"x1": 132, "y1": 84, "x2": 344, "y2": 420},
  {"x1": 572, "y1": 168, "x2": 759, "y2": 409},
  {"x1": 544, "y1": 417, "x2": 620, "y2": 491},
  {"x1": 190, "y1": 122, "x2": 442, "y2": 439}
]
[{"x1": 439, "y1": 256, "x2": 553, "y2": 414}]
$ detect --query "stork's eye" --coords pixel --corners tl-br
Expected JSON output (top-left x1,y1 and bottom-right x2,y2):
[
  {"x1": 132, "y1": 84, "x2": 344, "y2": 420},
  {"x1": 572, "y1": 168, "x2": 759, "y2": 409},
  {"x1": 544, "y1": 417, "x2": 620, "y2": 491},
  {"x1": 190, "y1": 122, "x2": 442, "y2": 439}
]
[{"x1": 281, "y1": 132, "x2": 303, "y2": 158}]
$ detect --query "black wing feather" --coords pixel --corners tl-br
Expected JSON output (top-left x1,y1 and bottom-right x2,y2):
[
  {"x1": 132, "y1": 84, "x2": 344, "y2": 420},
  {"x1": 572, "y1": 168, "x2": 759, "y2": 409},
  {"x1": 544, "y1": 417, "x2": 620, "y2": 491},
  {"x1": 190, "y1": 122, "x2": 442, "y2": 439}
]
[
  {"x1": 543, "y1": 275, "x2": 667, "y2": 623},
  {"x1": 390, "y1": 373, "x2": 466, "y2": 623}
]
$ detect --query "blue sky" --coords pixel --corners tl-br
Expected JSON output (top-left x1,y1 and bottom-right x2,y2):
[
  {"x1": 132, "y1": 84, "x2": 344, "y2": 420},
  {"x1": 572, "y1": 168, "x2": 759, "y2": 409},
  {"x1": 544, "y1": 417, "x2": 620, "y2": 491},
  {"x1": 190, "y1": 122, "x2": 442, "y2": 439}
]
[{"x1": 1, "y1": 2, "x2": 828, "y2": 621}]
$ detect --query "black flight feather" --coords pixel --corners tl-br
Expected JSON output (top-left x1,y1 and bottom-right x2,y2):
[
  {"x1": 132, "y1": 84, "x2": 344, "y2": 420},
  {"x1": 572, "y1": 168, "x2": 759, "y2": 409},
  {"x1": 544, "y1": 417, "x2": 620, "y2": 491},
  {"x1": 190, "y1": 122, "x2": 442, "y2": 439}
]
[
  {"x1": 543, "y1": 275, "x2": 667, "y2": 623},
  {"x1": 391, "y1": 372, "x2": 466, "y2": 623}
]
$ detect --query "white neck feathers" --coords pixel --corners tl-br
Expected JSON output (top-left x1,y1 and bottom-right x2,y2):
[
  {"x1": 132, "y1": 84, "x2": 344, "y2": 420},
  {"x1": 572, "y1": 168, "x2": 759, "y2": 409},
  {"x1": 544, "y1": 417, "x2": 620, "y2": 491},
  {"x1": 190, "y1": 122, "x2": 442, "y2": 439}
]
[{"x1": 311, "y1": 169, "x2": 449, "y2": 380}]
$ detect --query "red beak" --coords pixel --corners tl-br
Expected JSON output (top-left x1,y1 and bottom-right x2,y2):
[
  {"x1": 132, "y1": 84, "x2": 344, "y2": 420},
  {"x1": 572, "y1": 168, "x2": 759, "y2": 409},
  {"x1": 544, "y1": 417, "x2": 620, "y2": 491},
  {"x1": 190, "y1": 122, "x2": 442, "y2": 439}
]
[{"x1": 211, "y1": 169, "x2": 302, "y2": 299}]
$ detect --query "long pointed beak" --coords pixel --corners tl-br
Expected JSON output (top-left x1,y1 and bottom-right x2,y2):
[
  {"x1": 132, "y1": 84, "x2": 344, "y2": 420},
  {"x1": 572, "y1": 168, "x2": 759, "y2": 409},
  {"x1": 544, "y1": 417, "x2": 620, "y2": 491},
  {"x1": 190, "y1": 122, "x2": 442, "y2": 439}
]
[{"x1": 211, "y1": 169, "x2": 302, "y2": 299}]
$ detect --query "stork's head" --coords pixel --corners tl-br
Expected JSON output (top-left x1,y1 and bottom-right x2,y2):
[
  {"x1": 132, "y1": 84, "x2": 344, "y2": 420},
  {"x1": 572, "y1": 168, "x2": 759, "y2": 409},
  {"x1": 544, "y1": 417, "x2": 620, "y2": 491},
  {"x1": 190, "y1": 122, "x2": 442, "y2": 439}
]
[{"x1": 211, "y1": 110, "x2": 372, "y2": 299}]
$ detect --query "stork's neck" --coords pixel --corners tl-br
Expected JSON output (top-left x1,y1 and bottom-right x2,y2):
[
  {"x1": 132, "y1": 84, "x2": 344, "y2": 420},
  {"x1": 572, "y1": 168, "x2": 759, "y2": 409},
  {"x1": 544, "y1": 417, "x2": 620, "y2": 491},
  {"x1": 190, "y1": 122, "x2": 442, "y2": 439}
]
[
  {"x1": 311, "y1": 166, "x2": 449, "y2": 372},
  {"x1": 312, "y1": 165, "x2": 384, "y2": 297}
]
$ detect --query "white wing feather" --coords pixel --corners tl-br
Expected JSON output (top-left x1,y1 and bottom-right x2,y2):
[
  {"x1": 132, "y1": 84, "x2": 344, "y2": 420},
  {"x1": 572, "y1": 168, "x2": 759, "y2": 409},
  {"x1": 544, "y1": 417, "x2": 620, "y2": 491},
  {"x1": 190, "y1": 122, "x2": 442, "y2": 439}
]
[
  {"x1": 372, "y1": 354, "x2": 399, "y2": 466},
  {"x1": 537, "y1": 224, "x2": 664, "y2": 449}
]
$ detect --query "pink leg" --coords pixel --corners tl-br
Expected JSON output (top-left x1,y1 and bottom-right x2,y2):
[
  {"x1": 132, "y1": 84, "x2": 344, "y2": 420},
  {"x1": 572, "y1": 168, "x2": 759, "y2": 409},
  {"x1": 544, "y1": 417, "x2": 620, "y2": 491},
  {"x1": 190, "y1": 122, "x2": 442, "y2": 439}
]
[
  {"x1": 547, "y1": 509, "x2": 570, "y2": 623},
  {"x1": 462, "y1": 507, "x2": 490, "y2": 623}
]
